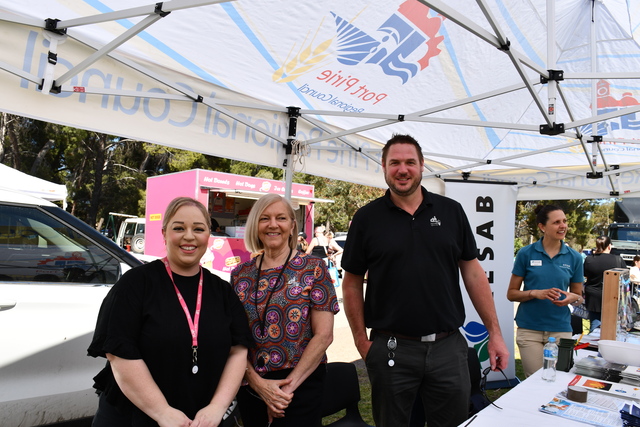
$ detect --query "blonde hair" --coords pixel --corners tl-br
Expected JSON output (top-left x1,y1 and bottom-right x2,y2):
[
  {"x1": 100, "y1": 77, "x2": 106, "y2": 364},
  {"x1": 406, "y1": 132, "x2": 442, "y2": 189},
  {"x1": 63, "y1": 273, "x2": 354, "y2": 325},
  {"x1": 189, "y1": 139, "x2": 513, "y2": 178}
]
[
  {"x1": 162, "y1": 197, "x2": 211, "y2": 232},
  {"x1": 244, "y1": 194, "x2": 298, "y2": 253}
]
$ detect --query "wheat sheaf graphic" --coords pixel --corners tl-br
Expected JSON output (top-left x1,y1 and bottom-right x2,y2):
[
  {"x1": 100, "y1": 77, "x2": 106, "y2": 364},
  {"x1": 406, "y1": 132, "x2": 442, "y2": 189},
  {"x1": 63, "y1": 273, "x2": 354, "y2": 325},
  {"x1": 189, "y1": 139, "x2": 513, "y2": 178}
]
[{"x1": 272, "y1": 19, "x2": 334, "y2": 83}]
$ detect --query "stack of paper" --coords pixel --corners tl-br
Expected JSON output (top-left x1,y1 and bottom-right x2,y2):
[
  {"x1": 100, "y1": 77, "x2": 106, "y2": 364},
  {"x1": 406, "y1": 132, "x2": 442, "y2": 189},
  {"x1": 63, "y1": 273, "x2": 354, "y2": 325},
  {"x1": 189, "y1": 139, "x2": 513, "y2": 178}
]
[
  {"x1": 620, "y1": 366, "x2": 640, "y2": 387},
  {"x1": 575, "y1": 356, "x2": 628, "y2": 382}
]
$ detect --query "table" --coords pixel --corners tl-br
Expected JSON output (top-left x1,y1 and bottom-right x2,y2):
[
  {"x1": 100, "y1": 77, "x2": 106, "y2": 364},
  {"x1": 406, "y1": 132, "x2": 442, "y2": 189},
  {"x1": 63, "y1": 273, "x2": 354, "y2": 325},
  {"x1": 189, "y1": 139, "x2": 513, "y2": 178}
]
[{"x1": 458, "y1": 351, "x2": 601, "y2": 427}]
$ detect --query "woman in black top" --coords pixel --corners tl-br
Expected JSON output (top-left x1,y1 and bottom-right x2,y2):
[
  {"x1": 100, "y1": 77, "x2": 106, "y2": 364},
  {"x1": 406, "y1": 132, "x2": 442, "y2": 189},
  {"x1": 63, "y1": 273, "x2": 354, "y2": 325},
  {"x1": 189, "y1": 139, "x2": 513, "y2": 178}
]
[
  {"x1": 88, "y1": 197, "x2": 252, "y2": 427},
  {"x1": 583, "y1": 235, "x2": 626, "y2": 332}
]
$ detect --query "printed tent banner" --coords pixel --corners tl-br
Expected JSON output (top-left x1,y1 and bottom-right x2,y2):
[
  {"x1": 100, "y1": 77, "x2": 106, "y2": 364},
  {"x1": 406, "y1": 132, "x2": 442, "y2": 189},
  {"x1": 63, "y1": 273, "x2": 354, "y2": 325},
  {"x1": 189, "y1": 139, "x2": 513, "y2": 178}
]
[{"x1": 0, "y1": 0, "x2": 639, "y2": 199}]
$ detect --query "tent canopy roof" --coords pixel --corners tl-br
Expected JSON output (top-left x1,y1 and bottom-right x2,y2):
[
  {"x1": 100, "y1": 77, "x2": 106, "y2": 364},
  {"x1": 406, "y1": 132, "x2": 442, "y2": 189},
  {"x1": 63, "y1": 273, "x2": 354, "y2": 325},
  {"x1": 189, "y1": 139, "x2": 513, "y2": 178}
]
[
  {"x1": 0, "y1": 164, "x2": 67, "y2": 203},
  {"x1": 1, "y1": 0, "x2": 640, "y2": 200}
]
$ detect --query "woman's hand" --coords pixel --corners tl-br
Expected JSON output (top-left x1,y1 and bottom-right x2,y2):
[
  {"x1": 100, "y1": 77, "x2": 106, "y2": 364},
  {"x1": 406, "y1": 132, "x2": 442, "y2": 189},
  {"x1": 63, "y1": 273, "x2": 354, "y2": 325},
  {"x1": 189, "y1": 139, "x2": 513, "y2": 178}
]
[
  {"x1": 530, "y1": 287, "x2": 562, "y2": 302},
  {"x1": 253, "y1": 377, "x2": 294, "y2": 419},
  {"x1": 155, "y1": 407, "x2": 192, "y2": 427},
  {"x1": 191, "y1": 404, "x2": 225, "y2": 427},
  {"x1": 549, "y1": 288, "x2": 577, "y2": 306}
]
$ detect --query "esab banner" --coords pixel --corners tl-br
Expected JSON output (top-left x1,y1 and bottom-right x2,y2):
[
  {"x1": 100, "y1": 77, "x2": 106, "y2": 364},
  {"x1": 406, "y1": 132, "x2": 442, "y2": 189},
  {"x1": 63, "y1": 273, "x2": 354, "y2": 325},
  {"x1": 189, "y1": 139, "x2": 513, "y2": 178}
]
[{"x1": 445, "y1": 180, "x2": 517, "y2": 384}]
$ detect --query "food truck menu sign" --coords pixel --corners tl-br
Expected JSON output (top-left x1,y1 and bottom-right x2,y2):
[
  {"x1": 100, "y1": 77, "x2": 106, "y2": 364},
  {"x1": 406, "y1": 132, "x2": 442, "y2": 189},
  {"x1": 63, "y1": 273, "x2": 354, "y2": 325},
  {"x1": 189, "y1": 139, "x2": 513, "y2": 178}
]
[{"x1": 198, "y1": 170, "x2": 314, "y2": 199}]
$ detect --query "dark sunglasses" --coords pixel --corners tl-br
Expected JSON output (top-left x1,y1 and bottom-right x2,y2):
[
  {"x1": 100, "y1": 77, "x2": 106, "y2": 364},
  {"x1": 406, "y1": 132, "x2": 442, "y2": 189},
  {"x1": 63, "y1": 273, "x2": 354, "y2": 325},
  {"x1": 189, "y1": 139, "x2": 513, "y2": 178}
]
[{"x1": 480, "y1": 367, "x2": 511, "y2": 410}]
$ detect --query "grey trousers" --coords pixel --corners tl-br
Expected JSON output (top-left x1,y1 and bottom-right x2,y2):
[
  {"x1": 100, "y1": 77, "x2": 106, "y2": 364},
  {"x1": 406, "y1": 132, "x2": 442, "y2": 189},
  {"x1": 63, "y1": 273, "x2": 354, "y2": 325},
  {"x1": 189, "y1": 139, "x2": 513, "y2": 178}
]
[{"x1": 365, "y1": 330, "x2": 470, "y2": 427}]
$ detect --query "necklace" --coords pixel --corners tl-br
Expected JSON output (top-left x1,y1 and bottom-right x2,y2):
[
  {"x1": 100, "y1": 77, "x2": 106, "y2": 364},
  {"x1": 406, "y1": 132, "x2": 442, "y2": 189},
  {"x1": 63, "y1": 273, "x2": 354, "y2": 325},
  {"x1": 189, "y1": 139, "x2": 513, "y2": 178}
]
[
  {"x1": 254, "y1": 247, "x2": 293, "y2": 368},
  {"x1": 162, "y1": 257, "x2": 203, "y2": 375}
]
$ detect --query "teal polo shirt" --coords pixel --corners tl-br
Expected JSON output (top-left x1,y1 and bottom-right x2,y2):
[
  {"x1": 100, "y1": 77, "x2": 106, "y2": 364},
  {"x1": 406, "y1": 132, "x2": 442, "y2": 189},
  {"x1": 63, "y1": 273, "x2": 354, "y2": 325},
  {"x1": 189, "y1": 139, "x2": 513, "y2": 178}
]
[{"x1": 512, "y1": 238, "x2": 584, "y2": 332}]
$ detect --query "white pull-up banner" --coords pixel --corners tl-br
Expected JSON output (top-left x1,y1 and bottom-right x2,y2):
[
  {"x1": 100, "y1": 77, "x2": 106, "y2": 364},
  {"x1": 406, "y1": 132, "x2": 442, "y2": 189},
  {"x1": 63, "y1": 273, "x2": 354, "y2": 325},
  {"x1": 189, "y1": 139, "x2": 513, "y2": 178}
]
[{"x1": 445, "y1": 180, "x2": 517, "y2": 384}]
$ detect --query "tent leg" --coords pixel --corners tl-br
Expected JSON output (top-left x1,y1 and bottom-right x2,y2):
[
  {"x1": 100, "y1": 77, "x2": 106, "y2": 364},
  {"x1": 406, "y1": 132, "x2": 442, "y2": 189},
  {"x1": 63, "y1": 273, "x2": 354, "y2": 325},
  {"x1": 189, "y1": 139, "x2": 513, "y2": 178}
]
[{"x1": 283, "y1": 107, "x2": 300, "y2": 202}]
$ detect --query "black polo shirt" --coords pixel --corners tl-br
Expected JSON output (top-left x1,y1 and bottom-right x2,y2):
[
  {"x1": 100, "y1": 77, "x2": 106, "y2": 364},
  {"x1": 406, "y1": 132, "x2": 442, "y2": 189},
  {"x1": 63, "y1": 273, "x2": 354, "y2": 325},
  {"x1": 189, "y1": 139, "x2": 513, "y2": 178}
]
[{"x1": 341, "y1": 187, "x2": 478, "y2": 336}]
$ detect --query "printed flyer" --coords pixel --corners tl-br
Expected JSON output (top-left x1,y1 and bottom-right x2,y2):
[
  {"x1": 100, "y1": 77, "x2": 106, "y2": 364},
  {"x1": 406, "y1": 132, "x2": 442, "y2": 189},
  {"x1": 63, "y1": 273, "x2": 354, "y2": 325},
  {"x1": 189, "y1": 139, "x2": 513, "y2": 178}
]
[{"x1": 569, "y1": 375, "x2": 640, "y2": 400}]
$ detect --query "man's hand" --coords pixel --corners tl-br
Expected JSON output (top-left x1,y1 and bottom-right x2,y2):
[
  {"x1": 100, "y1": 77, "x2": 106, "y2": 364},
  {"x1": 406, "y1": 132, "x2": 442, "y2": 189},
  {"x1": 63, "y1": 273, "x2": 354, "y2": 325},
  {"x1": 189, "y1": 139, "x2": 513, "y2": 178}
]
[
  {"x1": 487, "y1": 334, "x2": 509, "y2": 371},
  {"x1": 355, "y1": 338, "x2": 373, "y2": 361}
]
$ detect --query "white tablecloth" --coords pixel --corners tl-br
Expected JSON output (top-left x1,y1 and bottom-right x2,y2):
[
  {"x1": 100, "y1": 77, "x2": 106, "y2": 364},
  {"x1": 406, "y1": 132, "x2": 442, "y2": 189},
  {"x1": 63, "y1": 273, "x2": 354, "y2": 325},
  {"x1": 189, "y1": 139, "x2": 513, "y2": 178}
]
[{"x1": 458, "y1": 351, "x2": 600, "y2": 427}]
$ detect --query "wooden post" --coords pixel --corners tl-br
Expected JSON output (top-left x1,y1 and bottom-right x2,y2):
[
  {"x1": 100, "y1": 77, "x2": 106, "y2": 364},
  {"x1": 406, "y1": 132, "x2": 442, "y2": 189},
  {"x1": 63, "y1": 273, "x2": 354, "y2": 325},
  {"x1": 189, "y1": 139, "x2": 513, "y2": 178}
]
[{"x1": 601, "y1": 268, "x2": 629, "y2": 340}]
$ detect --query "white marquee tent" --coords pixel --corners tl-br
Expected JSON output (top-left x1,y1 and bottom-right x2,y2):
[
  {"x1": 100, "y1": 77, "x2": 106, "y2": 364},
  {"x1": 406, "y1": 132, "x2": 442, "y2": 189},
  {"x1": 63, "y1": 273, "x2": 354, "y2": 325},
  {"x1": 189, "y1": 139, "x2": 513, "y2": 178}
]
[
  {"x1": 3, "y1": 0, "x2": 639, "y2": 385},
  {"x1": 0, "y1": 163, "x2": 67, "y2": 204},
  {"x1": 0, "y1": 0, "x2": 639, "y2": 200}
]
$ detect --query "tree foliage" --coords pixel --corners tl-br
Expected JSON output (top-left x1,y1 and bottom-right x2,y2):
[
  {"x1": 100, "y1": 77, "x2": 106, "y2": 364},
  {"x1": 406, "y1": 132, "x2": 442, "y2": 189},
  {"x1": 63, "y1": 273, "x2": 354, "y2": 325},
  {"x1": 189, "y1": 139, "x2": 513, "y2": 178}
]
[
  {"x1": 296, "y1": 174, "x2": 384, "y2": 232},
  {"x1": 515, "y1": 199, "x2": 614, "y2": 253},
  {"x1": 0, "y1": 113, "x2": 614, "y2": 242}
]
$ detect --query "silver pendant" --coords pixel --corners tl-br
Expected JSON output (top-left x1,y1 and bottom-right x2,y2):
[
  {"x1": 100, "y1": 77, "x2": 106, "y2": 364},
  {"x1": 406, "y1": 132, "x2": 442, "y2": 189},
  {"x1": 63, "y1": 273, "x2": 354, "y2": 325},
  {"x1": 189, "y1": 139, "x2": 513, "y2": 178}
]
[
  {"x1": 192, "y1": 365, "x2": 199, "y2": 374},
  {"x1": 388, "y1": 359, "x2": 395, "y2": 367}
]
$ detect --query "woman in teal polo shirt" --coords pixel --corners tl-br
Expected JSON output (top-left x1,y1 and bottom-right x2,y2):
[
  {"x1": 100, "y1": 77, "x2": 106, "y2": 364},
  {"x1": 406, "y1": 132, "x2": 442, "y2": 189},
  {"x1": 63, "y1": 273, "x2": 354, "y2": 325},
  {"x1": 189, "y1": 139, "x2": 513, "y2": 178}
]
[{"x1": 507, "y1": 204, "x2": 584, "y2": 377}]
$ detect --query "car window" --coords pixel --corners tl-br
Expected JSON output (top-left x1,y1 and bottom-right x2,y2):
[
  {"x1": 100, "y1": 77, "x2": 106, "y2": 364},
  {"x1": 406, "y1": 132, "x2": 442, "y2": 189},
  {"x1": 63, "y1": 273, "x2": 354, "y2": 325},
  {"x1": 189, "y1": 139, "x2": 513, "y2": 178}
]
[
  {"x1": 124, "y1": 221, "x2": 137, "y2": 237},
  {"x1": 0, "y1": 205, "x2": 120, "y2": 284}
]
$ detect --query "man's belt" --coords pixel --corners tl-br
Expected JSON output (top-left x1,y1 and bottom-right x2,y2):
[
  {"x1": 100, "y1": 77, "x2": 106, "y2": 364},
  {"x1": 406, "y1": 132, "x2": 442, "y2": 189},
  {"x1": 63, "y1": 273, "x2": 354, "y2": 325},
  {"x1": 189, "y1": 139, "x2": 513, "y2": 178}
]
[{"x1": 373, "y1": 329, "x2": 456, "y2": 342}]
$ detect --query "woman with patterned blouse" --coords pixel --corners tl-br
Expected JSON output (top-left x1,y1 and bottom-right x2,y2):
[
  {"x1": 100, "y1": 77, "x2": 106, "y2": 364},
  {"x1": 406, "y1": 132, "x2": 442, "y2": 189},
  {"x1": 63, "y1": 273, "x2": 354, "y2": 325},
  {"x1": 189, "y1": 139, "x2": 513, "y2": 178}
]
[{"x1": 230, "y1": 194, "x2": 339, "y2": 427}]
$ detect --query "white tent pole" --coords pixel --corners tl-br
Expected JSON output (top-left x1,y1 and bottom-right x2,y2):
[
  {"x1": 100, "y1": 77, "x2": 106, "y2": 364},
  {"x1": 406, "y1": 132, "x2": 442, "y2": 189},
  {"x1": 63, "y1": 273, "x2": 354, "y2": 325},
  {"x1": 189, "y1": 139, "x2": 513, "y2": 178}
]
[
  {"x1": 54, "y1": 13, "x2": 164, "y2": 88},
  {"x1": 283, "y1": 107, "x2": 299, "y2": 202},
  {"x1": 422, "y1": 0, "x2": 547, "y2": 74},
  {"x1": 480, "y1": 0, "x2": 552, "y2": 124},
  {"x1": 569, "y1": 104, "x2": 640, "y2": 128},
  {"x1": 0, "y1": 60, "x2": 41, "y2": 85},
  {"x1": 54, "y1": 0, "x2": 231, "y2": 29},
  {"x1": 546, "y1": 0, "x2": 557, "y2": 128},
  {"x1": 301, "y1": 116, "x2": 383, "y2": 166},
  {"x1": 41, "y1": 31, "x2": 66, "y2": 95},
  {"x1": 0, "y1": 12, "x2": 43, "y2": 27},
  {"x1": 591, "y1": 2, "x2": 599, "y2": 122},
  {"x1": 567, "y1": 72, "x2": 640, "y2": 79}
]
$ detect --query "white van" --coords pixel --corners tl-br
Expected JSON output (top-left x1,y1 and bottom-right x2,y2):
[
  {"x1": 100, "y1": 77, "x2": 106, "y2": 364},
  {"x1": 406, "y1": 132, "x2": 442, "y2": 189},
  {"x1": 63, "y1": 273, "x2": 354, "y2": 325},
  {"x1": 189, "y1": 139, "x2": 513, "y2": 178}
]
[{"x1": 115, "y1": 217, "x2": 145, "y2": 254}]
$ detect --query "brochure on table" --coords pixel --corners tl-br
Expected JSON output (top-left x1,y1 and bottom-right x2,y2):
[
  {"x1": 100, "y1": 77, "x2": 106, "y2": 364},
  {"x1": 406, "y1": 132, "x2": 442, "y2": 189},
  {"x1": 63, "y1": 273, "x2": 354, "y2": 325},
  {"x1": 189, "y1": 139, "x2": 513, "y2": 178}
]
[{"x1": 539, "y1": 375, "x2": 640, "y2": 426}]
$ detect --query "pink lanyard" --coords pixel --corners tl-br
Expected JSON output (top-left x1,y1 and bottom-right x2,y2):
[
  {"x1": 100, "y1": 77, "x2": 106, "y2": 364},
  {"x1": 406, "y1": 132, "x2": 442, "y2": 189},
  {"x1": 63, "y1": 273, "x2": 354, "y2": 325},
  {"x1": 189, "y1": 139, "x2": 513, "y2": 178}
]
[{"x1": 162, "y1": 257, "x2": 203, "y2": 374}]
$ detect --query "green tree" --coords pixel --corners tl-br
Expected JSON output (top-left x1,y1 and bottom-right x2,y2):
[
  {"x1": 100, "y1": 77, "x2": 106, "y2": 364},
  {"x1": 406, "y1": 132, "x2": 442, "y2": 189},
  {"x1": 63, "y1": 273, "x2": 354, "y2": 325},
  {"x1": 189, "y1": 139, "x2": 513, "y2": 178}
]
[
  {"x1": 515, "y1": 199, "x2": 605, "y2": 253},
  {"x1": 295, "y1": 174, "x2": 384, "y2": 232}
]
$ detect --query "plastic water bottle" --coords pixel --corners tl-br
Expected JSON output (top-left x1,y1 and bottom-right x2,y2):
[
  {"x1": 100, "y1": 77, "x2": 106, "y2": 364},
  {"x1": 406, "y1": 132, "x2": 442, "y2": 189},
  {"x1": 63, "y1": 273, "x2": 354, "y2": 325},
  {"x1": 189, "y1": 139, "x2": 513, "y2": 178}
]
[{"x1": 542, "y1": 337, "x2": 558, "y2": 382}]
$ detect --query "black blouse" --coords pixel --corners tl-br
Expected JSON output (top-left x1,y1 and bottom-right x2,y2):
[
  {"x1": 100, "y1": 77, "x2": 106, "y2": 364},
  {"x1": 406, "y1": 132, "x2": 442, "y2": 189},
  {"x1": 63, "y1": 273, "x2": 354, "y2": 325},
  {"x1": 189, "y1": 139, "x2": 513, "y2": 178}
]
[{"x1": 88, "y1": 260, "x2": 253, "y2": 426}]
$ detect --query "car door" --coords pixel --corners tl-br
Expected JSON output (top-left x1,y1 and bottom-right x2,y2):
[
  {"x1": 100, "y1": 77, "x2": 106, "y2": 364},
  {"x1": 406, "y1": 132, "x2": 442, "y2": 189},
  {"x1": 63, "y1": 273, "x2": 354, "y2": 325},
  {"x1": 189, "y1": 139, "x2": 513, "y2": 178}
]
[{"x1": 0, "y1": 201, "x2": 140, "y2": 426}]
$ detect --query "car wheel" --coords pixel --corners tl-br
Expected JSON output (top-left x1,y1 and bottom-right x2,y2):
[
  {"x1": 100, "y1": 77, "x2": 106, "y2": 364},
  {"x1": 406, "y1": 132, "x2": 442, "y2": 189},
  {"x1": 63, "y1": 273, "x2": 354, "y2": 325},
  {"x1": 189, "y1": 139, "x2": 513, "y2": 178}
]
[{"x1": 131, "y1": 233, "x2": 145, "y2": 254}]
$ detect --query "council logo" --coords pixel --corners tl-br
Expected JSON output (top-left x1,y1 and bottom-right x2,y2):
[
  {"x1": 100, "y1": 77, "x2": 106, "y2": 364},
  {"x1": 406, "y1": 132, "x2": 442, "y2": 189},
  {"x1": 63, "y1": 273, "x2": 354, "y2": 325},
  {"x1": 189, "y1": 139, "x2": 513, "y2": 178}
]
[{"x1": 273, "y1": 0, "x2": 445, "y2": 85}]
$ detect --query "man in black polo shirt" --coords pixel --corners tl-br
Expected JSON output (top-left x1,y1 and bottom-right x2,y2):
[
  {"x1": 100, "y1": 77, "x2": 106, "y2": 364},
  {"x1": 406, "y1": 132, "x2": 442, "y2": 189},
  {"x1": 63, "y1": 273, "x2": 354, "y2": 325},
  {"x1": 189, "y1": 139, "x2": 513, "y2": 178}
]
[{"x1": 341, "y1": 134, "x2": 509, "y2": 427}]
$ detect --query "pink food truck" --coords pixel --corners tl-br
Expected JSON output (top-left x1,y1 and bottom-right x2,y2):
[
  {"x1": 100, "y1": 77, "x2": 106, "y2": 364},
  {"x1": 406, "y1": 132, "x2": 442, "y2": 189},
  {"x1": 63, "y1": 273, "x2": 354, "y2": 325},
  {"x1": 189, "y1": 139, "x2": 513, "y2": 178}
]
[{"x1": 144, "y1": 169, "x2": 324, "y2": 280}]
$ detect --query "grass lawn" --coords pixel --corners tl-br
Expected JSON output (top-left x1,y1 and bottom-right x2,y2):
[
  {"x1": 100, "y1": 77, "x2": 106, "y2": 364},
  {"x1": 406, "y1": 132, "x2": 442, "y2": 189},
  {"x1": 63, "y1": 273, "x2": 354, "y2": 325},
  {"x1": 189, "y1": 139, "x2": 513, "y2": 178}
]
[{"x1": 322, "y1": 357, "x2": 526, "y2": 426}]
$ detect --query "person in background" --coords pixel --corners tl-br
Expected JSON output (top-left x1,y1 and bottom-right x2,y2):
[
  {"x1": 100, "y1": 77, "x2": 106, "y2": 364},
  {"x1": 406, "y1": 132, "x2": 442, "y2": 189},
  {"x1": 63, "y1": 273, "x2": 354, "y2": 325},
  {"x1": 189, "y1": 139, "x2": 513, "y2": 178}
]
[
  {"x1": 88, "y1": 196, "x2": 252, "y2": 427},
  {"x1": 306, "y1": 225, "x2": 328, "y2": 259},
  {"x1": 629, "y1": 255, "x2": 640, "y2": 283},
  {"x1": 306, "y1": 226, "x2": 343, "y2": 265},
  {"x1": 323, "y1": 230, "x2": 343, "y2": 269},
  {"x1": 341, "y1": 134, "x2": 508, "y2": 427},
  {"x1": 583, "y1": 235, "x2": 626, "y2": 332},
  {"x1": 507, "y1": 204, "x2": 584, "y2": 377},
  {"x1": 296, "y1": 231, "x2": 308, "y2": 253},
  {"x1": 230, "y1": 194, "x2": 340, "y2": 427},
  {"x1": 210, "y1": 217, "x2": 230, "y2": 236}
]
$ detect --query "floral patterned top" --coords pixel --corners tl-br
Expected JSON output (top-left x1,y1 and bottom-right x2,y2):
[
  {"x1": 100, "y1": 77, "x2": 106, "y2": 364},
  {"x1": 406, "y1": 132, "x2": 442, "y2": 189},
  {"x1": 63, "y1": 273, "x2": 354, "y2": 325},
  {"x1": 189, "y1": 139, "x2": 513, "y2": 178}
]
[{"x1": 230, "y1": 250, "x2": 339, "y2": 374}]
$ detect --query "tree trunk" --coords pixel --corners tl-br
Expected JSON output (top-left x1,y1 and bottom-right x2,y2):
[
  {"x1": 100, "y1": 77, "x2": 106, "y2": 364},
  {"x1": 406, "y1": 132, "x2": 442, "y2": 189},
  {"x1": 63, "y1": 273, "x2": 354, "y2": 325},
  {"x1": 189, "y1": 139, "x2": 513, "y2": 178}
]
[
  {"x1": 87, "y1": 134, "x2": 106, "y2": 228},
  {"x1": 31, "y1": 139, "x2": 55, "y2": 175},
  {"x1": 0, "y1": 113, "x2": 5, "y2": 163}
]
